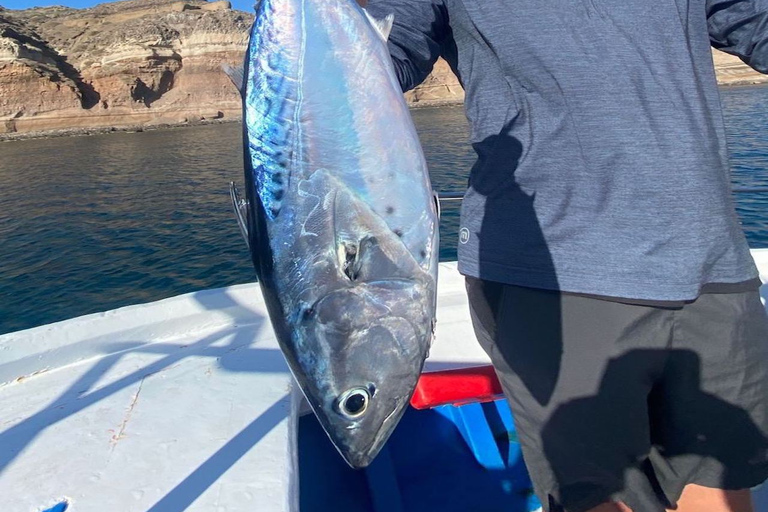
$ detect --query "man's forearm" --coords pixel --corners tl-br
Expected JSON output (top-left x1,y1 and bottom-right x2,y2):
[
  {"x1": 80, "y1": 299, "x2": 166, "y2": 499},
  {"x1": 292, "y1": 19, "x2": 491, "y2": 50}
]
[
  {"x1": 362, "y1": 0, "x2": 448, "y2": 91},
  {"x1": 708, "y1": 0, "x2": 768, "y2": 74}
]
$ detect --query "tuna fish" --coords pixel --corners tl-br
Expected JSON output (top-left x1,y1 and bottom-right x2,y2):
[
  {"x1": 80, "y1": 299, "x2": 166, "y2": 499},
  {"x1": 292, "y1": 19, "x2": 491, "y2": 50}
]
[{"x1": 227, "y1": 0, "x2": 439, "y2": 468}]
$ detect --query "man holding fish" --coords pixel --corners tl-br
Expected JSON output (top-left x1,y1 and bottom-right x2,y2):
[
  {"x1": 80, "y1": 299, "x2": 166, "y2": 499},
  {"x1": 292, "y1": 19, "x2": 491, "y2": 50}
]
[{"x1": 358, "y1": 0, "x2": 768, "y2": 511}]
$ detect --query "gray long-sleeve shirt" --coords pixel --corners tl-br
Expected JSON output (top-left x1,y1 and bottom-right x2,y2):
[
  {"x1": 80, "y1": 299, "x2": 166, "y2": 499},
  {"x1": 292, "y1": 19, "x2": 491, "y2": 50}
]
[{"x1": 367, "y1": 0, "x2": 768, "y2": 301}]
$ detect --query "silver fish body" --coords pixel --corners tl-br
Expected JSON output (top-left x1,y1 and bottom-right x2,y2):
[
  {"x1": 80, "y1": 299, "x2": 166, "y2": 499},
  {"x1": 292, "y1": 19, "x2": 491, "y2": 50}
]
[{"x1": 238, "y1": 0, "x2": 438, "y2": 468}]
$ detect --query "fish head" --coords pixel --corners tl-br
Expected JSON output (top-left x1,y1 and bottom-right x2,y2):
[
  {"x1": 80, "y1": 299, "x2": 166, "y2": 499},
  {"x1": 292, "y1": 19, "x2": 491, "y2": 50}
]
[
  {"x1": 288, "y1": 186, "x2": 437, "y2": 468},
  {"x1": 301, "y1": 276, "x2": 431, "y2": 468}
]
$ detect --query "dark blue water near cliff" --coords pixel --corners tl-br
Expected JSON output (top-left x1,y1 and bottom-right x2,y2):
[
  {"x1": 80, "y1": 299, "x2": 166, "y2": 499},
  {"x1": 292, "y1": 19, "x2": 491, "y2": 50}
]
[{"x1": 1, "y1": 85, "x2": 768, "y2": 334}]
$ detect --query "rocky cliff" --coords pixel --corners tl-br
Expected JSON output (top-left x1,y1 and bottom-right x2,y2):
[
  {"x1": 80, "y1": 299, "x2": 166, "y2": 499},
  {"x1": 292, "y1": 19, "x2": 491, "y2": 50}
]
[
  {"x1": 711, "y1": 50, "x2": 768, "y2": 86},
  {"x1": 1, "y1": 0, "x2": 250, "y2": 134},
  {"x1": 0, "y1": 0, "x2": 766, "y2": 136}
]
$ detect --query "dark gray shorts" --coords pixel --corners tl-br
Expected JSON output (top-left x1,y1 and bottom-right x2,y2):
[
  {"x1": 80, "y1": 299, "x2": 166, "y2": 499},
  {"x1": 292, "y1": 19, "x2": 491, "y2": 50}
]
[{"x1": 466, "y1": 278, "x2": 768, "y2": 512}]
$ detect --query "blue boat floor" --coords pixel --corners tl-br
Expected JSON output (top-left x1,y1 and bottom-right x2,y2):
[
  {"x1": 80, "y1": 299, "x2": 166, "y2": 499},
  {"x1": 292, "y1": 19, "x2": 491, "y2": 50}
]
[{"x1": 299, "y1": 400, "x2": 540, "y2": 512}]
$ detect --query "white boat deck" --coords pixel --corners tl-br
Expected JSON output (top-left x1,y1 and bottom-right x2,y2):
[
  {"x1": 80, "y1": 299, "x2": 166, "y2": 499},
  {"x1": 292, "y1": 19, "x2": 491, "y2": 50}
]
[
  {"x1": 2, "y1": 255, "x2": 768, "y2": 512},
  {"x1": 0, "y1": 262, "x2": 490, "y2": 512}
]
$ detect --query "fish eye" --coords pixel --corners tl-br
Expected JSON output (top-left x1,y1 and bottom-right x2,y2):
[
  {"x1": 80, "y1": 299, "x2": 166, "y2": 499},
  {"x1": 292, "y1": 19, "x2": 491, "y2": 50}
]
[{"x1": 337, "y1": 387, "x2": 370, "y2": 419}]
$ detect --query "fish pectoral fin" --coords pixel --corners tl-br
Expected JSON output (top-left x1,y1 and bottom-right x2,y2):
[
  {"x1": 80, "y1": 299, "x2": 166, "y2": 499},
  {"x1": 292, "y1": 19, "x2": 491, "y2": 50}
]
[
  {"x1": 222, "y1": 63, "x2": 245, "y2": 96},
  {"x1": 363, "y1": 10, "x2": 394, "y2": 42},
  {"x1": 230, "y1": 181, "x2": 250, "y2": 250},
  {"x1": 332, "y1": 186, "x2": 423, "y2": 282}
]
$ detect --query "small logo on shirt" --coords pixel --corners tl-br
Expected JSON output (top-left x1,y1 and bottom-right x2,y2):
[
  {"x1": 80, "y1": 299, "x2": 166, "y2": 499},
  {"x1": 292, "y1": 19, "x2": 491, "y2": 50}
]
[{"x1": 459, "y1": 228, "x2": 470, "y2": 244}]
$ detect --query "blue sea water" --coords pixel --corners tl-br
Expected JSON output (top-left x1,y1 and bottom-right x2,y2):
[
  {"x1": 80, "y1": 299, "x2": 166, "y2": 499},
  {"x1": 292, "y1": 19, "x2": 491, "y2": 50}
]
[{"x1": 1, "y1": 85, "x2": 767, "y2": 334}]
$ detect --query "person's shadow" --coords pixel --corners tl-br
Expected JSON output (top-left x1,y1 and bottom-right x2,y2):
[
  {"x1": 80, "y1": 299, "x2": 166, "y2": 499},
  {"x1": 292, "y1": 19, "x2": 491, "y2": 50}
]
[{"x1": 466, "y1": 127, "x2": 563, "y2": 409}]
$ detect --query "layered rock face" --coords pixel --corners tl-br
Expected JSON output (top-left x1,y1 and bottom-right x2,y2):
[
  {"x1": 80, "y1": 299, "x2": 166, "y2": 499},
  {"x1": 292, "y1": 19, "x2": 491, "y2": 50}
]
[
  {"x1": 711, "y1": 50, "x2": 768, "y2": 86},
  {"x1": 1, "y1": 9, "x2": 85, "y2": 132},
  {"x1": 1, "y1": 0, "x2": 250, "y2": 134},
  {"x1": 405, "y1": 58, "x2": 464, "y2": 107},
  {"x1": 0, "y1": 0, "x2": 766, "y2": 136}
]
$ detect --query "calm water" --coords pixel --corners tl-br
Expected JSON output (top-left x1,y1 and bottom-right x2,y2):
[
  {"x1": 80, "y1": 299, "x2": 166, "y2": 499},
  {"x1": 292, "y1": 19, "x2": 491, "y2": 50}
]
[{"x1": 1, "y1": 86, "x2": 768, "y2": 334}]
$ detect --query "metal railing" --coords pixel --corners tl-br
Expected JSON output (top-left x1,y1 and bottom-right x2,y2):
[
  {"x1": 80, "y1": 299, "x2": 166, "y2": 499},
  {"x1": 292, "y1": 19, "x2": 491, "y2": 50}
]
[{"x1": 733, "y1": 187, "x2": 768, "y2": 193}]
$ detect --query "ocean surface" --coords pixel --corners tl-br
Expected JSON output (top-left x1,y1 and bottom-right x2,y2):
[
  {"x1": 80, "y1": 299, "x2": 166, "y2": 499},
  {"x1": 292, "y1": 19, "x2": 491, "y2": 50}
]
[{"x1": 1, "y1": 85, "x2": 768, "y2": 334}]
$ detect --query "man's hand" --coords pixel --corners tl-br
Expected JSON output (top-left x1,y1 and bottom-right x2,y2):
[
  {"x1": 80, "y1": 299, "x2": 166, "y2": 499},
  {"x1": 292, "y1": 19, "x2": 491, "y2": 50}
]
[{"x1": 356, "y1": 0, "x2": 367, "y2": 6}]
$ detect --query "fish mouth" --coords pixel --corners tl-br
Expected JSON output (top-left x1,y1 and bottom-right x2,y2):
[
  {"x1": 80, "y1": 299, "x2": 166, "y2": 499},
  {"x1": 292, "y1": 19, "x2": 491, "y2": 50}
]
[
  {"x1": 340, "y1": 450, "x2": 377, "y2": 470},
  {"x1": 338, "y1": 436, "x2": 386, "y2": 469}
]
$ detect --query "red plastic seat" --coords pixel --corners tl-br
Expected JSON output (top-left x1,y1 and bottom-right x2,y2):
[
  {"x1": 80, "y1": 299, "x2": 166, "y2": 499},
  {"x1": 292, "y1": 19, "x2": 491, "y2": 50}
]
[{"x1": 410, "y1": 365, "x2": 504, "y2": 410}]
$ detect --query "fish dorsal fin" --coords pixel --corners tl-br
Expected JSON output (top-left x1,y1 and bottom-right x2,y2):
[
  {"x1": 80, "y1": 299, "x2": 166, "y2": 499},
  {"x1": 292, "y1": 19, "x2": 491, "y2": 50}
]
[
  {"x1": 222, "y1": 63, "x2": 245, "y2": 96},
  {"x1": 364, "y1": 10, "x2": 394, "y2": 41}
]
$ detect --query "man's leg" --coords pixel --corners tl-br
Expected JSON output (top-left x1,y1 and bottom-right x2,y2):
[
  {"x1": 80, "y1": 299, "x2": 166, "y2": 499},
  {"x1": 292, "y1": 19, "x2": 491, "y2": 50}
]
[
  {"x1": 466, "y1": 277, "x2": 768, "y2": 512},
  {"x1": 575, "y1": 288, "x2": 768, "y2": 512},
  {"x1": 583, "y1": 486, "x2": 753, "y2": 512},
  {"x1": 585, "y1": 503, "x2": 633, "y2": 512},
  {"x1": 671, "y1": 485, "x2": 753, "y2": 512},
  {"x1": 651, "y1": 290, "x2": 768, "y2": 512}
]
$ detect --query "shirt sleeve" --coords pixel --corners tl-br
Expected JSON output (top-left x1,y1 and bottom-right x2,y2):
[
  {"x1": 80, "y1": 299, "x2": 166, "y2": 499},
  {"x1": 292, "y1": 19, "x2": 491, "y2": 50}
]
[
  {"x1": 707, "y1": 0, "x2": 768, "y2": 73},
  {"x1": 365, "y1": 0, "x2": 450, "y2": 92}
]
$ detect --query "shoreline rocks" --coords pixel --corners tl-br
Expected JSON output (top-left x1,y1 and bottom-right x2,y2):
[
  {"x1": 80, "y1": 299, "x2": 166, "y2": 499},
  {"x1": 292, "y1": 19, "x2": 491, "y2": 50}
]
[{"x1": 1, "y1": 0, "x2": 250, "y2": 137}]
